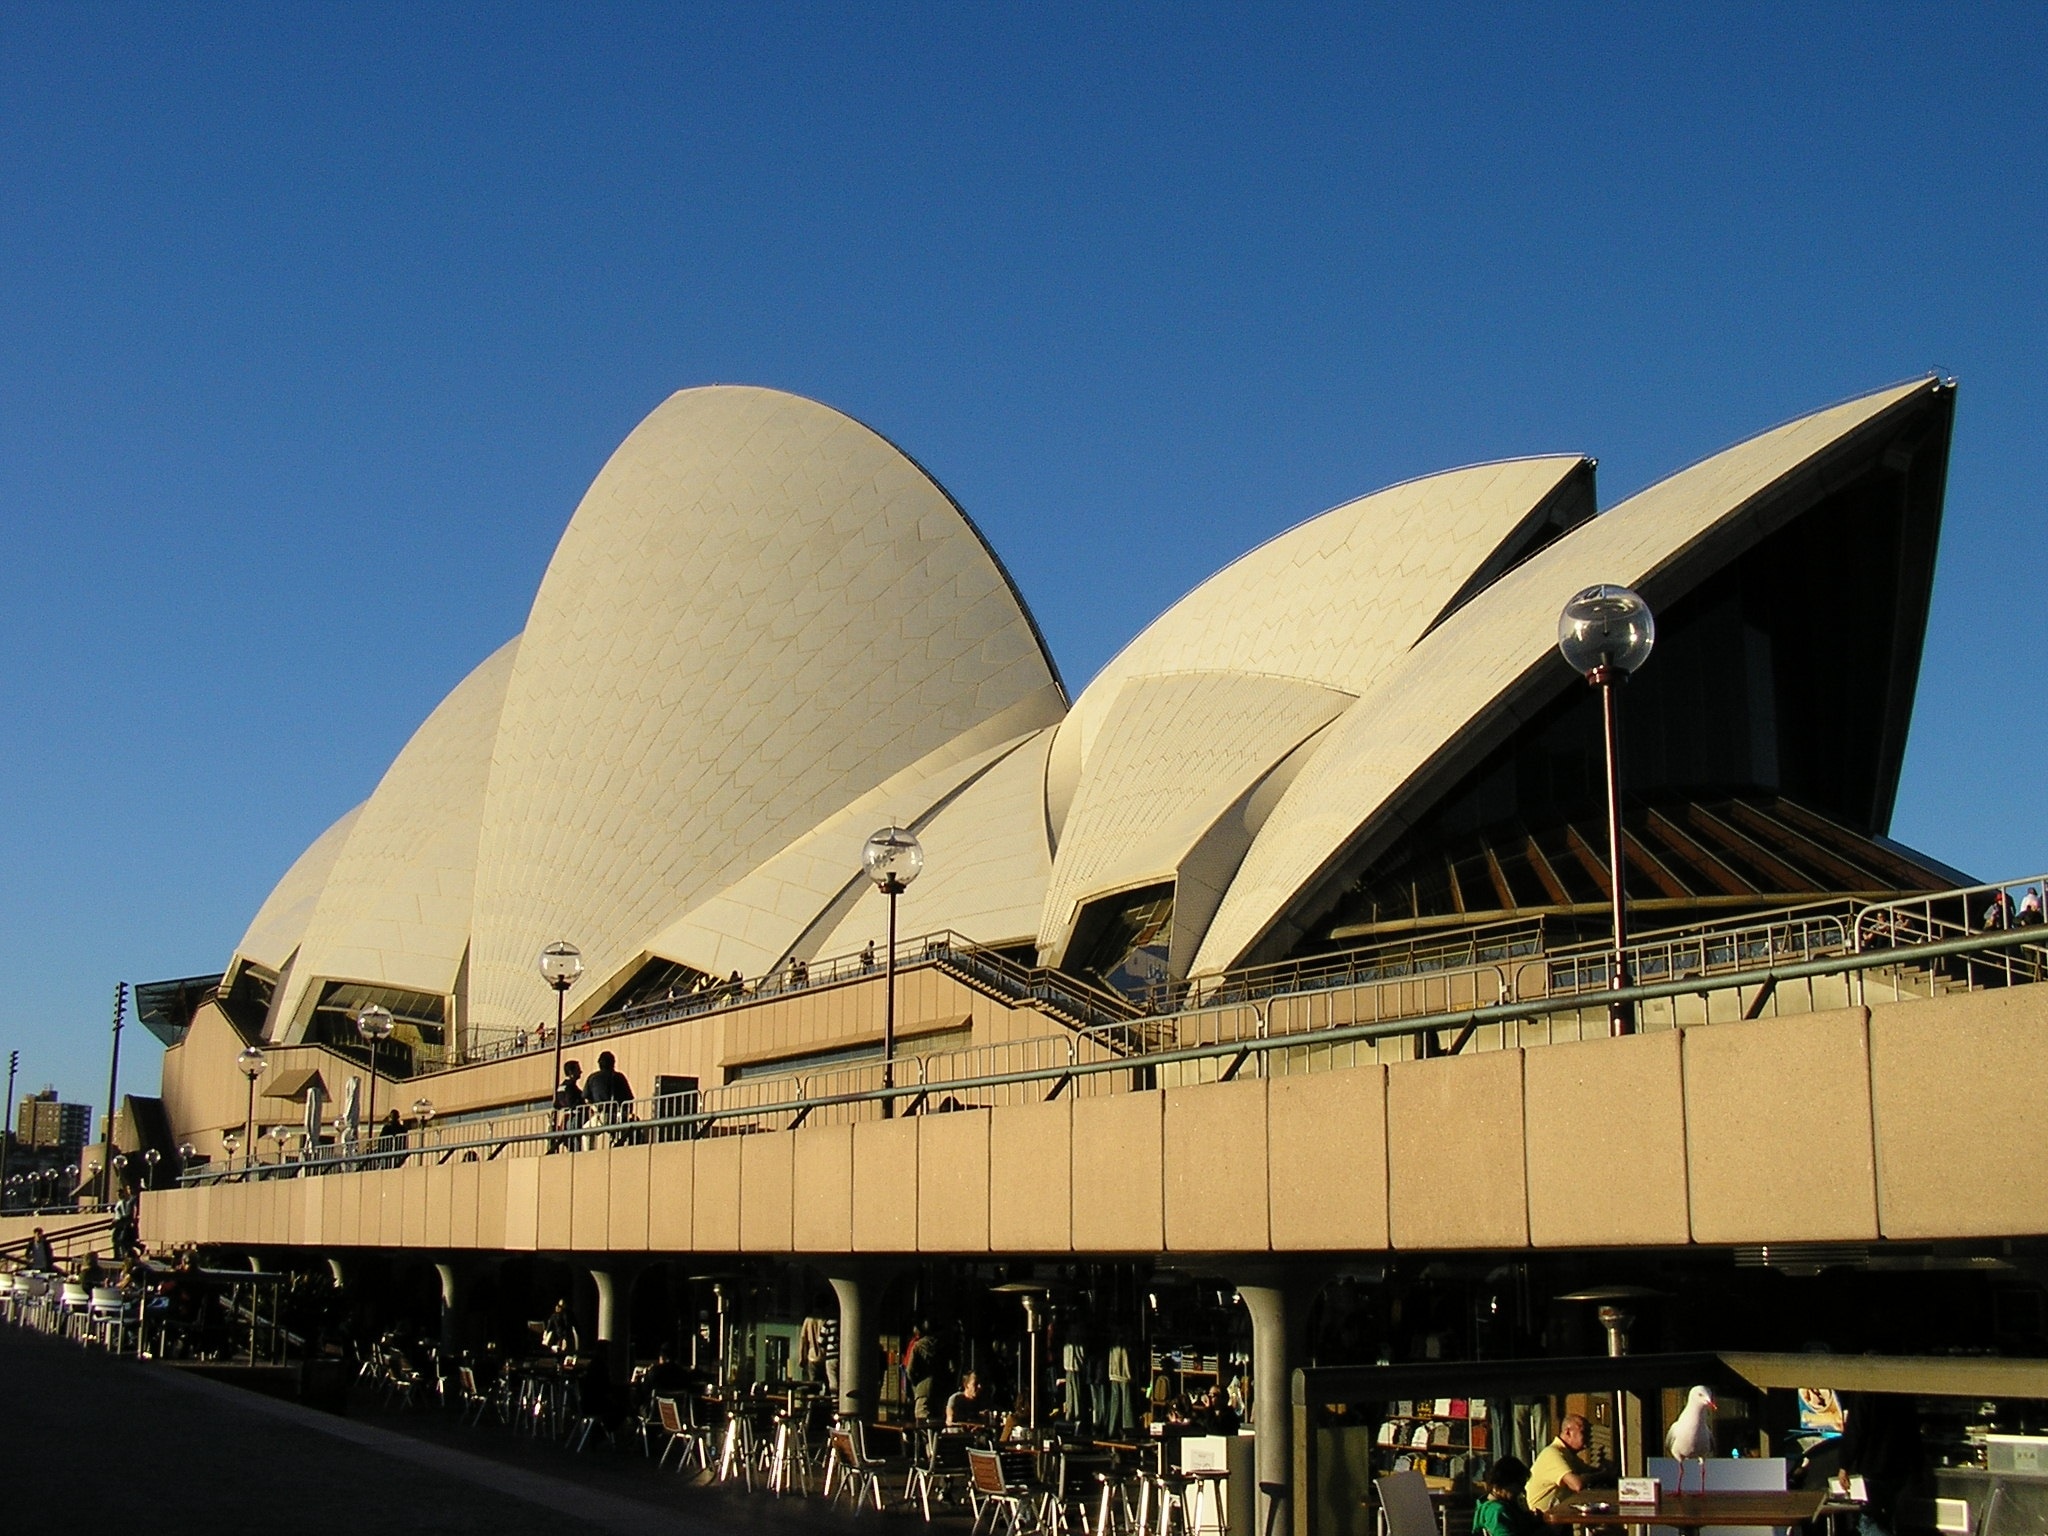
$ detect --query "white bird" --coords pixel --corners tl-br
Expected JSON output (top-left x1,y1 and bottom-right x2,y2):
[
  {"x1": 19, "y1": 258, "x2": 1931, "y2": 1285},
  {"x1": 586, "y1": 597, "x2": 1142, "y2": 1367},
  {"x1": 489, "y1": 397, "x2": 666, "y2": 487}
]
[{"x1": 1665, "y1": 1385, "x2": 1717, "y2": 1494}]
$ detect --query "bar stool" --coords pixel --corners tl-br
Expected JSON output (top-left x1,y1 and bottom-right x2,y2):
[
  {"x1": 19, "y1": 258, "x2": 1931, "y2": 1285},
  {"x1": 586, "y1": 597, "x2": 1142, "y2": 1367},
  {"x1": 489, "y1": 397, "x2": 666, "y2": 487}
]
[
  {"x1": 1184, "y1": 1470, "x2": 1229, "y2": 1536},
  {"x1": 716, "y1": 1402, "x2": 758, "y2": 1488},
  {"x1": 1259, "y1": 1481, "x2": 1288, "y2": 1536},
  {"x1": 767, "y1": 1403, "x2": 811, "y2": 1496}
]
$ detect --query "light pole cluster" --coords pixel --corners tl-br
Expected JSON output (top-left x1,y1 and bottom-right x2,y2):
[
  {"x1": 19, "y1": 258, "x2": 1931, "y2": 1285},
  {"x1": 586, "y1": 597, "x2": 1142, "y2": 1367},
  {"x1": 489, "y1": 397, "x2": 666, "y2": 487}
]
[{"x1": 1557, "y1": 583, "x2": 1656, "y2": 1036}]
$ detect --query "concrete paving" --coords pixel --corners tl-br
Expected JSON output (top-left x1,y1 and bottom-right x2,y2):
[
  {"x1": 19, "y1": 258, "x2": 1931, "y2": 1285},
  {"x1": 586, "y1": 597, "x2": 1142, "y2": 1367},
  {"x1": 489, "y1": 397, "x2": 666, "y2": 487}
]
[{"x1": 0, "y1": 1327, "x2": 926, "y2": 1536}]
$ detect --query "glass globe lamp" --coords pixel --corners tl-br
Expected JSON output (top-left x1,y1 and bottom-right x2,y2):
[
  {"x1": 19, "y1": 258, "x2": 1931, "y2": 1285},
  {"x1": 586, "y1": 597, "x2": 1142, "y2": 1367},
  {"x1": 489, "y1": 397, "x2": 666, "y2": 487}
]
[
  {"x1": 237, "y1": 1044, "x2": 266, "y2": 1080},
  {"x1": 538, "y1": 941, "x2": 584, "y2": 992},
  {"x1": 354, "y1": 1004, "x2": 395, "y2": 1043},
  {"x1": 862, "y1": 826, "x2": 925, "y2": 892},
  {"x1": 1557, "y1": 584, "x2": 1655, "y2": 678}
]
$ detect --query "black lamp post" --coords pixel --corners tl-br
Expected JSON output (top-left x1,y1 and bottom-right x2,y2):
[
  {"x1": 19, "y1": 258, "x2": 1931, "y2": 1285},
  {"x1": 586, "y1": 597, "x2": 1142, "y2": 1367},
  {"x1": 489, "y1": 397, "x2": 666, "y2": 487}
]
[
  {"x1": 354, "y1": 1006, "x2": 395, "y2": 1155},
  {"x1": 1557, "y1": 584, "x2": 1657, "y2": 1036},
  {"x1": 236, "y1": 1045, "x2": 266, "y2": 1171},
  {"x1": 538, "y1": 942, "x2": 584, "y2": 1140},
  {"x1": 862, "y1": 827, "x2": 924, "y2": 1117}
]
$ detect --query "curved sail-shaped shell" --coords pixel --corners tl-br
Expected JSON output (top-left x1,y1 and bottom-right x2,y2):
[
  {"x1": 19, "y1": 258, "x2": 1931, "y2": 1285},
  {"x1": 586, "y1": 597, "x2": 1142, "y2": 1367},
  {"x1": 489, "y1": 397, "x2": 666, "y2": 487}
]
[
  {"x1": 464, "y1": 386, "x2": 1065, "y2": 1030},
  {"x1": 1193, "y1": 378, "x2": 1943, "y2": 973},
  {"x1": 1041, "y1": 455, "x2": 1593, "y2": 967},
  {"x1": 269, "y1": 636, "x2": 520, "y2": 1037},
  {"x1": 231, "y1": 803, "x2": 364, "y2": 974}
]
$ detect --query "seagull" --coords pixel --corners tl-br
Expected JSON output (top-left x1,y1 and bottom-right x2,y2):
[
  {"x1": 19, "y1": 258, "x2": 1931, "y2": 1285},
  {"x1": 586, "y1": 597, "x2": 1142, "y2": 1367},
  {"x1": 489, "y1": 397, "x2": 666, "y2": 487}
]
[{"x1": 1666, "y1": 1385, "x2": 1717, "y2": 1494}]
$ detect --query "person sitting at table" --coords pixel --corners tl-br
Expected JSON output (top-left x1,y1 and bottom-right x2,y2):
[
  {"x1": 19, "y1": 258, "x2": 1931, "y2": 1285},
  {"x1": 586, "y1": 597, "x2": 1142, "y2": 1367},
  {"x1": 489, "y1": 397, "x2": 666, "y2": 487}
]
[
  {"x1": 945, "y1": 1370, "x2": 986, "y2": 1426},
  {"x1": 1198, "y1": 1382, "x2": 1241, "y2": 1434},
  {"x1": 1527, "y1": 1414, "x2": 1609, "y2": 1511},
  {"x1": 1472, "y1": 1456, "x2": 1541, "y2": 1536},
  {"x1": 641, "y1": 1343, "x2": 690, "y2": 1400},
  {"x1": 540, "y1": 1297, "x2": 580, "y2": 1356}
]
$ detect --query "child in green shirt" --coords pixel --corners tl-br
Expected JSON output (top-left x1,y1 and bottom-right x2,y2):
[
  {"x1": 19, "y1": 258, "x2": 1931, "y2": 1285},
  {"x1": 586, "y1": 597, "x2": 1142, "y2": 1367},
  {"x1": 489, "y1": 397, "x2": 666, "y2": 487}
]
[{"x1": 1472, "y1": 1456, "x2": 1541, "y2": 1536}]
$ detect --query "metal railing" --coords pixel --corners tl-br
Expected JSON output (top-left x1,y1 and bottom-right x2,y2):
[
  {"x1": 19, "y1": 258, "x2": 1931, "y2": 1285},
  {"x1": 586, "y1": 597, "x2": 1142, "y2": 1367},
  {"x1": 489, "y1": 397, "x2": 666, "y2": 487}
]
[
  {"x1": 179, "y1": 886, "x2": 2048, "y2": 1187},
  {"x1": 454, "y1": 930, "x2": 1143, "y2": 1068}
]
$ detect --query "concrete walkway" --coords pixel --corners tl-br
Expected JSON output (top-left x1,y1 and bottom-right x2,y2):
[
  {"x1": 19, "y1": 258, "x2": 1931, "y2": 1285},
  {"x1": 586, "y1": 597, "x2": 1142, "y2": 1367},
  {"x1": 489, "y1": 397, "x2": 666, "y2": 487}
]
[{"x1": 0, "y1": 1328, "x2": 914, "y2": 1536}]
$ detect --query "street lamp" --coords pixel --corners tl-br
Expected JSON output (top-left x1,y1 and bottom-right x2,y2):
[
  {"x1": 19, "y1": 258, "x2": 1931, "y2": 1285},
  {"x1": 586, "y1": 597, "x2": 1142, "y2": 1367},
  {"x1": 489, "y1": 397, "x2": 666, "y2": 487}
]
[
  {"x1": 236, "y1": 1045, "x2": 266, "y2": 1170},
  {"x1": 861, "y1": 827, "x2": 924, "y2": 1116},
  {"x1": 143, "y1": 1147, "x2": 162, "y2": 1189},
  {"x1": 355, "y1": 1004, "x2": 396, "y2": 1150},
  {"x1": 412, "y1": 1098, "x2": 434, "y2": 1160},
  {"x1": 220, "y1": 1130, "x2": 240, "y2": 1170},
  {"x1": 538, "y1": 942, "x2": 583, "y2": 1137},
  {"x1": 177, "y1": 1141, "x2": 197, "y2": 1183},
  {"x1": 1558, "y1": 584, "x2": 1656, "y2": 1036}
]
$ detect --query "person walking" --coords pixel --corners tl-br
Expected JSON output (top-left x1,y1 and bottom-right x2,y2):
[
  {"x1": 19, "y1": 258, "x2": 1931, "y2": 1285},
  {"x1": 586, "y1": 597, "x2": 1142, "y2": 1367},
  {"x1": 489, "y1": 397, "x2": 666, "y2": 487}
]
[
  {"x1": 551, "y1": 1061, "x2": 586, "y2": 1152},
  {"x1": 582, "y1": 1052, "x2": 636, "y2": 1145}
]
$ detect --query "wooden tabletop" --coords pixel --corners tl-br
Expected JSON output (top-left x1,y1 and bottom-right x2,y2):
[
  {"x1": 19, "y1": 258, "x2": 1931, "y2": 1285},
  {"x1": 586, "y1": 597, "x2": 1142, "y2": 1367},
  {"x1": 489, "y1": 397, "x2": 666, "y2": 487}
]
[{"x1": 1543, "y1": 1489, "x2": 1827, "y2": 1526}]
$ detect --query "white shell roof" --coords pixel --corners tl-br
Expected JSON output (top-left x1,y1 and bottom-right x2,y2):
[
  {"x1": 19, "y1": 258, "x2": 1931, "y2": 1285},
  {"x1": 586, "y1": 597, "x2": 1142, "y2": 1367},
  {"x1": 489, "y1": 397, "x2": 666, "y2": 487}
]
[
  {"x1": 462, "y1": 386, "x2": 1065, "y2": 1031},
  {"x1": 1038, "y1": 455, "x2": 1590, "y2": 967},
  {"x1": 232, "y1": 803, "x2": 364, "y2": 974},
  {"x1": 223, "y1": 379, "x2": 1948, "y2": 1035},
  {"x1": 643, "y1": 703, "x2": 1054, "y2": 981},
  {"x1": 1191, "y1": 378, "x2": 1938, "y2": 973},
  {"x1": 811, "y1": 723, "x2": 1060, "y2": 958},
  {"x1": 270, "y1": 636, "x2": 520, "y2": 1037}
]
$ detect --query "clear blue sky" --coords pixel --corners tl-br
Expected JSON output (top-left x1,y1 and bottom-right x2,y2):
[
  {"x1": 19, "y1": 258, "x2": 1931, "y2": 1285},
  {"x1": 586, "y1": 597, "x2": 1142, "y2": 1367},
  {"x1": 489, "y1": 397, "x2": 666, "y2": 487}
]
[{"x1": 2, "y1": 4, "x2": 2042, "y2": 1112}]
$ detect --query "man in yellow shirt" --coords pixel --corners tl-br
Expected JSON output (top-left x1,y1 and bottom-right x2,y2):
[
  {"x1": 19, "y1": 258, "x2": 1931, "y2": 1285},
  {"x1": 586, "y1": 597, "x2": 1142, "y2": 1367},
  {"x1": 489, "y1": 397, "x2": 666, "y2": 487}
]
[{"x1": 1526, "y1": 1414, "x2": 1607, "y2": 1511}]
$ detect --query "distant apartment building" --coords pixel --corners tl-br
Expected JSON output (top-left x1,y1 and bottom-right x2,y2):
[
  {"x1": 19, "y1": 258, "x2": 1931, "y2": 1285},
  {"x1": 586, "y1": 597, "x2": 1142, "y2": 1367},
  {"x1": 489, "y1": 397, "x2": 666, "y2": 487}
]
[{"x1": 15, "y1": 1090, "x2": 90, "y2": 1155}]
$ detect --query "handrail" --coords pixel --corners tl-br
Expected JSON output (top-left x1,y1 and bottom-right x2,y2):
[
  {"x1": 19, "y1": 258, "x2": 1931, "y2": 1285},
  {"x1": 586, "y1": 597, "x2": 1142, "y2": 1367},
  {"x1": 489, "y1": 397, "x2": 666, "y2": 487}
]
[{"x1": 178, "y1": 921, "x2": 2048, "y2": 1187}]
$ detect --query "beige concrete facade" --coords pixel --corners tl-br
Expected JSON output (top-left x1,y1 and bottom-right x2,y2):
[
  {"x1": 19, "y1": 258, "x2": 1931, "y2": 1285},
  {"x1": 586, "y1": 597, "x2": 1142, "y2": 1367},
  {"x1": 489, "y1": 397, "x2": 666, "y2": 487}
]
[{"x1": 141, "y1": 984, "x2": 2048, "y2": 1259}]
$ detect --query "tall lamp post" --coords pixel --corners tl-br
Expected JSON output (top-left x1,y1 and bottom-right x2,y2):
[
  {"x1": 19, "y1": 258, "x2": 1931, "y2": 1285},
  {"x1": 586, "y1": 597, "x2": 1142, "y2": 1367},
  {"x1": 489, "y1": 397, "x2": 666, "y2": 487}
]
[
  {"x1": 538, "y1": 942, "x2": 585, "y2": 1135},
  {"x1": 1, "y1": 1048, "x2": 18, "y2": 1198},
  {"x1": 861, "y1": 827, "x2": 924, "y2": 1117},
  {"x1": 236, "y1": 1045, "x2": 266, "y2": 1171},
  {"x1": 355, "y1": 1005, "x2": 395, "y2": 1149},
  {"x1": 1557, "y1": 584, "x2": 1657, "y2": 1036}
]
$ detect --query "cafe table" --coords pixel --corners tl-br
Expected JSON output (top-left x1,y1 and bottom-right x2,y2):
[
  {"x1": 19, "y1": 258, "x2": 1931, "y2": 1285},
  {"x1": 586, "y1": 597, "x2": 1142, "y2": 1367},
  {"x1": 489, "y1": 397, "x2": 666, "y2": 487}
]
[{"x1": 1543, "y1": 1489, "x2": 1827, "y2": 1527}]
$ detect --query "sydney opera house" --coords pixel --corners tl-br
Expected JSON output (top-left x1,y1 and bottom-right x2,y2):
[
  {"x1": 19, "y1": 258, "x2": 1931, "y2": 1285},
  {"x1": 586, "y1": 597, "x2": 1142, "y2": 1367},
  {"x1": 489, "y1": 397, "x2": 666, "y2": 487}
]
[
  {"x1": 26, "y1": 373, "x2": 2048, "y2": 1532},
  {"x1": 191, "y1": 375, "x2": 1962, "y2": 1060}
]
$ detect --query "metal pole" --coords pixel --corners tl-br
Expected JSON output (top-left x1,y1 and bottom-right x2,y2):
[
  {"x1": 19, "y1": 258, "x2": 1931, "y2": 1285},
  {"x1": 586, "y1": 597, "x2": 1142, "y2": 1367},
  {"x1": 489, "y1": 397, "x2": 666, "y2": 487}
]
[
  {"x1": 103, "y1": 983, "x2": 127, "y2": 1203},
  {"x1": 244, "y1": 1074, "x2": 257, "y2": 1171},
  {"x1": 1, "y1": 1049, "x2": 17, "y2": 1207},
  {"x1": 551, "y1": 981, "x2": 567, "y2": 1141},
  {"x1": 364, "y1": 1038, "x2": 378, "y2": 1156},
  {"x1": 882, "y1": 878, "x2": 901, "y2": 1116},
  {"x1": 1598, "y1": 671, "x2": 1633, "y2": 1036}
]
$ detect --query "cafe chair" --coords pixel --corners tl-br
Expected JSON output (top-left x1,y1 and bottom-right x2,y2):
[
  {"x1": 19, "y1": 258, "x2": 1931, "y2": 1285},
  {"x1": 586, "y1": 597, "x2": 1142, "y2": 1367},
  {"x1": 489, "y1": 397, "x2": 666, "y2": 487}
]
[
  {"x1": 830, "y1": 1426, "x2": 892, "y2": 1514},
  {"x1": 1373, "y1": 1470, "x2": 1443, "y2": 1536}
]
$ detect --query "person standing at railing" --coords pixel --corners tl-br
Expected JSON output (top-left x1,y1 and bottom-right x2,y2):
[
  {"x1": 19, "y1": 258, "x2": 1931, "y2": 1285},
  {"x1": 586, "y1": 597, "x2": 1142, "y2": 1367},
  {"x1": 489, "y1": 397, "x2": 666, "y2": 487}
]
[
  {"x1": 1983, "y1": 889, "x2": 2014, "y2": 930},
  {"x1": 24, "y1": 1227, "x2": 54, "y2": 1272},
  {"x1": 2021, "y1": 888, "x2": 2043, "y2": 925},
  {"x1": 551, "y1": 1061, "x2": 586, "y2": 1152},
  {"x1": 583, "y1": 1051, "x2": 635, "y2": 1146}
]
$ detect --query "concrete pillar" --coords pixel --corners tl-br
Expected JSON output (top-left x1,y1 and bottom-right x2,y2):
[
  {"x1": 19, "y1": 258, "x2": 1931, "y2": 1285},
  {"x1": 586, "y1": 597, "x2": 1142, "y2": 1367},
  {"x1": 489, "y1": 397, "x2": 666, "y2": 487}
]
[
  {"x1": 1239, "y1": 1279, "x2": 1313, "y2": 1536},
  {"x1": 828, "y1": 1272, "x2": 869, "y2": 1419},
  {"x1": 591, "y1": 1265, "x2": 634, "y2": 1383},
  {"x1": 435, "y1": 1262, "x2": 463, "y2": 1357}
]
